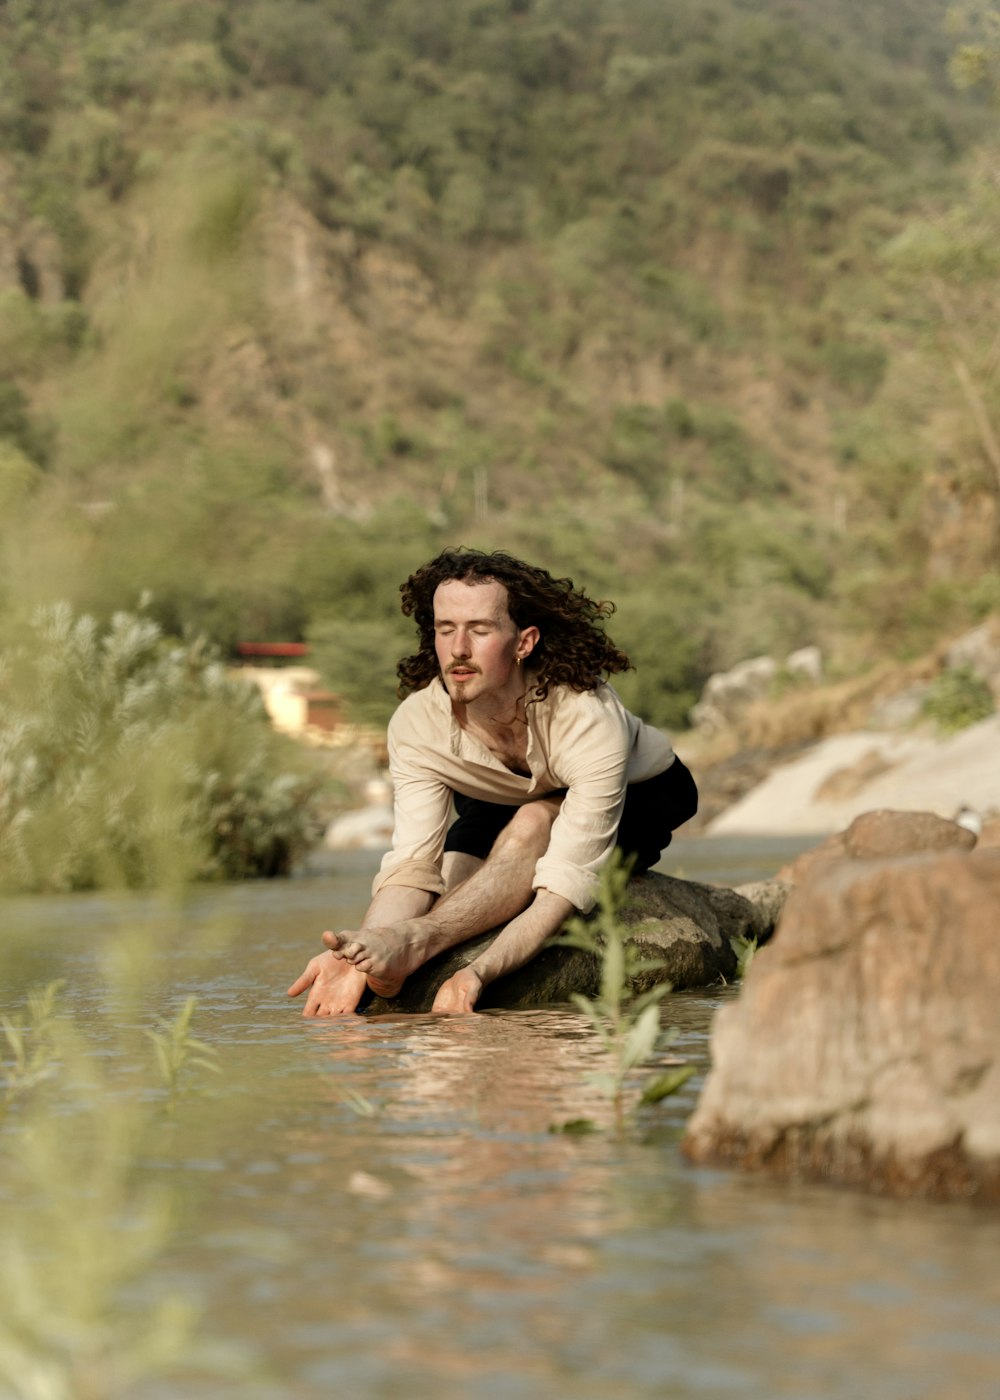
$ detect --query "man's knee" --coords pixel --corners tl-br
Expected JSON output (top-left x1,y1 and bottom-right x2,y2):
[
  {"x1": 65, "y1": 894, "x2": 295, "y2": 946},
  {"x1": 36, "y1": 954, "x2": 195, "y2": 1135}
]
[{"x1": 493, "y1": 797, "x2": 561, "y2": 855}]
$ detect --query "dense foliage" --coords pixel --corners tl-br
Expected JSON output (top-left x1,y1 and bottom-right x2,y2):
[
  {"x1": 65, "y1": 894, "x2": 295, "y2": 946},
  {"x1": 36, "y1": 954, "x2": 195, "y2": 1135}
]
[
  {"x1": 1, "y1": 0, "x2": 998, "y2": 732},
  {"x1": 0, "y1": 605, "x2": 324, "y2": 891}
]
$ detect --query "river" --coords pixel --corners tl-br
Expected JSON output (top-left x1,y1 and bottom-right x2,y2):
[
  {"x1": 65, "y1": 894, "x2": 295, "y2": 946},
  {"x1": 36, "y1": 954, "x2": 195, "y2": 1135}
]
[{"x1": 2, "y1": 836, "x2": 999, "y2": 1399}]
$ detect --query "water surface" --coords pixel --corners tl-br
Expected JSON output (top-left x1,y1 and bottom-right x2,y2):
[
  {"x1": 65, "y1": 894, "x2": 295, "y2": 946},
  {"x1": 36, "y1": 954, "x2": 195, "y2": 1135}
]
[{"x1": 2, "y1": 838, "x2": 998, "y2": 1399}]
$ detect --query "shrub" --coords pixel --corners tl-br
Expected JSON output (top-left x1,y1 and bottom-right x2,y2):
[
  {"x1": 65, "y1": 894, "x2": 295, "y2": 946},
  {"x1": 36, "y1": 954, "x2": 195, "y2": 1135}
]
[
  {"x1": 921, "y1": 665, "x2": 995, "y2": 735},
  {"x1": 0, "y1": 442, "x2": 43, "y2": 510},
  {"x1": 0, "y1": 605, "x2": 325, "y2": 893},
  {"x1": 0, "y1": 380, "x2": 53, "y2": 467}
]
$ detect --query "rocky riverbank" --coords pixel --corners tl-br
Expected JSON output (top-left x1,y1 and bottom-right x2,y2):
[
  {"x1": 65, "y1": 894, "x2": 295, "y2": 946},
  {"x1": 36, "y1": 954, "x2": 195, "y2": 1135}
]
[
  {"x1": 683, "y1": 809, "x2": 1000, "y2": 1201},
  {"x1": 682, "y1": 617, "x2": 1000, "y2": 838}
]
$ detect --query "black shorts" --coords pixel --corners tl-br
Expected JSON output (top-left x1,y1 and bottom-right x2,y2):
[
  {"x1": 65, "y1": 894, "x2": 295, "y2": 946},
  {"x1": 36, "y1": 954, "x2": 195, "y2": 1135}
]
[{"x1": 442, "y1": 758, "x2": 698, "y2": 877}]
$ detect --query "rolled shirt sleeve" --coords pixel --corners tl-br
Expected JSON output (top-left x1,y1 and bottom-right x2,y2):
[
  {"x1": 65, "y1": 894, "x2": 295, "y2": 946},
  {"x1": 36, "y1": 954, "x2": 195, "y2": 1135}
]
[
  {"x1": 531, "y1": 687, "x2": 635, "y2": 913},
  {"x1": 371, "y1": 725, "x2": 452, "y2": 900}
]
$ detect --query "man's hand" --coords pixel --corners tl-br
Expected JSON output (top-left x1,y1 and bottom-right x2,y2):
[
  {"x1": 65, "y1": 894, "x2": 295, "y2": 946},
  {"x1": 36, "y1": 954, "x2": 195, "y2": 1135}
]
[
  {"x1": 287, "y1": 950, "x2": 368, "y2": 1016},
  {"x1": 431, "y1": 965, "x2": 484, "y2": 1015}
]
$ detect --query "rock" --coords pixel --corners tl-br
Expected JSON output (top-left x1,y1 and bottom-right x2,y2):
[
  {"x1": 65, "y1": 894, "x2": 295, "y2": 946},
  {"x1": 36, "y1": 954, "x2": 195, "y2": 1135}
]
[
  {"x1": 785, "y1": 645, "x2": 823, "y2": 684},
  {"x1": 954, "y1": 804, "x2": 983, "y2": 837},
  {"x1": 733, "y1": 879, "x2": 790, "y2": 938},
  {"x1": 324, "y1": 804, "x2": 394, "y2": 850},
  {"x1": 776, "y1": 808, "x2": 977, "y2": 886},
  {"x1": 867, "y1": 682, "x2": 931, "y2": 730},
  {"x1": 682, "y1": 848, "x2": 1000, "y2": 1200},
  {"x1": 325, "y1": 778, "x2": 394, "y2": 850},
  {"x1": 691, "y1": 647, "x2": 823, "y2": 735},
  {"x1": 363, "y1": 871, "x2": 784, "y2": 1014},
  {"x1": 813, "y1": 747, "x2": 898, "y2": 802},
  {"x1": 691, "y1": 655, "x2": 777, "y2": 735}
]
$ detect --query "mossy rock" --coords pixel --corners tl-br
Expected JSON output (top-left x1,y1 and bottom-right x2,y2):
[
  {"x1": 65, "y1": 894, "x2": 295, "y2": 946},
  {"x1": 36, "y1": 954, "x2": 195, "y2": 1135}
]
[{"x1": 364, "y1": 871, "x2": 786, "y2": 1014}]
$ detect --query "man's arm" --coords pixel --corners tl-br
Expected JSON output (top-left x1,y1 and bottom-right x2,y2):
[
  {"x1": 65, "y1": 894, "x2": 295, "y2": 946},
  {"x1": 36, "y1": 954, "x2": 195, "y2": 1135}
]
[
  {"x1": 430, "y1": 888, "x2": 574, "y2": 1014},
  {"x1": 287, "y1": 884, "x2": 435, "y2": 1016}
]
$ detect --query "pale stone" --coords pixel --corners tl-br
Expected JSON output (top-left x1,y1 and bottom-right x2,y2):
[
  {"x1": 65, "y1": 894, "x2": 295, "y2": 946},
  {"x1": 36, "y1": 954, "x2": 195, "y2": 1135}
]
[
  {"x1": 683, "y1": 848, "x2": 1000, "y2": 1199},
  {"x1": 691, "y1": 655, "x2": 777, "y2": 733},
  {"x1": 785, "y1": 645, "x2": 822, "y2": 683}
]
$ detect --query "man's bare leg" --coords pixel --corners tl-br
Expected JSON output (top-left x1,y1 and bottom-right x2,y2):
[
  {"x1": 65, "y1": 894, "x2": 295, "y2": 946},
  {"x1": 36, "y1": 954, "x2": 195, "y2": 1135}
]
[
  {"x1": 323, "y1": 797, "x2": 562, "y2": 997},
  {"x1": 440, "y1": 849, "x2": 483, "y2": 890}
]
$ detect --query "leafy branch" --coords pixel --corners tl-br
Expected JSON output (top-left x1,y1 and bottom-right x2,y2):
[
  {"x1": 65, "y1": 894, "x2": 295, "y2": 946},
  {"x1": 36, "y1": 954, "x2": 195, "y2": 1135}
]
[
  {"x1": 551, "y1": 855, "x2": 694, "y2": 1135},
  {"x1": 144, "y1": 997, "x2": 221, "y2": 1111},
  {"x1": 1, "y1": 979, "x2": 65, "y2": 1115}
]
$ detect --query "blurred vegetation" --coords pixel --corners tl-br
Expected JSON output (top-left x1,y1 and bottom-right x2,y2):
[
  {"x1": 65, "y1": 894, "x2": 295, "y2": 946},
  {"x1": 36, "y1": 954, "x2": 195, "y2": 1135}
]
[
  {"x1": 0, "y1": 604, "x2": 325, "y2": 893},
  {"x1": 0, "y1": 0, "x2": 997, "y2": 749},
  {"x1": 921, "y1": 662, "x2": 996, "y2": 732},
  {"x1": 553, "y1": 853, "x2": 694, "y2": 1136},
  {"x1": 0, "y1": 973, "x2": 252, "y2": 1395}
]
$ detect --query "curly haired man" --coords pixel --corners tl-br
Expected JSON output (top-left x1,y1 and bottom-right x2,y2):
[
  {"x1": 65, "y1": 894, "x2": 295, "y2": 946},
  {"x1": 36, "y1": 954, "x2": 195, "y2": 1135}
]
[{"x1": 288, "y1": 548, "x2": 697, "y2": 1016}]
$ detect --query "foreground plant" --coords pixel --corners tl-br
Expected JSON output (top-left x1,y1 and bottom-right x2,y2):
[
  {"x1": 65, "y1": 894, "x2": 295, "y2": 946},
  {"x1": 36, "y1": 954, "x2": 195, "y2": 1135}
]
[
  {"x1": 0, "y1": 979, "x2": 247, "y2": 1398},
  {"x1": 730, "y1": 933, "x2": 758, "y2": 980},
  {"x1": 551, "y1": 856, "x2": 694, "y2": 1135},
  {"x1": 1, "y1": 979, "x2": 63, "y2": 1116},
  {"x1": 144, "y1": 996, "x2": 222, "y2": 1112}
]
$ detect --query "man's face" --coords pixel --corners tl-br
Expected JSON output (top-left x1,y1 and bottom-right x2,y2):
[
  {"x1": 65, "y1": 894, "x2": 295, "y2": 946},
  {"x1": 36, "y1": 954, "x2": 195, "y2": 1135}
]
[{"x1": 433, "y1": 578, "x2": 535, "y2": 705}]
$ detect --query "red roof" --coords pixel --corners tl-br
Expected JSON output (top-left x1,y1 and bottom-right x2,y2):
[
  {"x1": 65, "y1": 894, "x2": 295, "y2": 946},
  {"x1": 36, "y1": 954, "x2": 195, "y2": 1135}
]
[{"x1": 236, "y1": 642, "x2": 310, "y2": 658}]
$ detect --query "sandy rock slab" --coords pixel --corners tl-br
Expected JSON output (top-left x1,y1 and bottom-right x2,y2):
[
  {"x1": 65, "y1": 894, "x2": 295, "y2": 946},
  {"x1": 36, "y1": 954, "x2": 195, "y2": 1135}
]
[
  {"x1": 364, "y1": 871, "x2": 784, "y2": 1015},
  {"x1": 683, "y1": 847, "x2": 1000, "y2": 1200}
]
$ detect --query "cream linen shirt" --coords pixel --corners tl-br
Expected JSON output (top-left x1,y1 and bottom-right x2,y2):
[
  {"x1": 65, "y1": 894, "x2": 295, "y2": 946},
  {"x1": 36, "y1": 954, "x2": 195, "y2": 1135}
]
[{"x1": 372, "y1": 678, "x2": 675, "y2": 913}]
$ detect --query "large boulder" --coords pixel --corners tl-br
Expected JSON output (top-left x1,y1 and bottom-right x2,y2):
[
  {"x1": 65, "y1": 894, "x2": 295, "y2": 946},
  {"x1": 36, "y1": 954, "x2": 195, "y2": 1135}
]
[
  {"x1": 776, "y1": 808, "x2": 977, "y2": 886},
  {"x1": 363, "y1": 871, "x2": 784, "y2": 1014},
  {"x1": 683, "y1": 848, "x2": 1000, "y2": 1200}
]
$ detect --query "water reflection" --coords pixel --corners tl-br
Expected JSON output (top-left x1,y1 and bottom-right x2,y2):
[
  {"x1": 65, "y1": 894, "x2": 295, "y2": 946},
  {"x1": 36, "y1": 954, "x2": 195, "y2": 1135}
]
[
  {"x1": 4, "y1": 854, "x2": 1000, "y2": 1400},
  {"x1": 158, "y1": 988, "x2": 1000, "y2": 1400}
]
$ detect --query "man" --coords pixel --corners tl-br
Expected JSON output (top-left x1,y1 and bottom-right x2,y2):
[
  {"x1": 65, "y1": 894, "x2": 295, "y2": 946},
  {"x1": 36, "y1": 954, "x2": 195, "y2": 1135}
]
[{"x1": 288, "y1": 548, "x2": 697, "y2": 1016}]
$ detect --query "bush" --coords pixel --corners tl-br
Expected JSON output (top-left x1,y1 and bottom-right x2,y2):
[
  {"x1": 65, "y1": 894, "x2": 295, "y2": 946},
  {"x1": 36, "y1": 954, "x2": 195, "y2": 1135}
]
[
  {"x1": 921, "y1": 665, "x2": 995, "y2": 735},
  {"x1": 0, "y1": 379, "x2": 53, "y2": 467},
  {"x1": 0, "y1": 605, "x2": 325, "y2": 893},
  {"x1": 0, "y1": 442, "x2": 43, "y2": 511}
]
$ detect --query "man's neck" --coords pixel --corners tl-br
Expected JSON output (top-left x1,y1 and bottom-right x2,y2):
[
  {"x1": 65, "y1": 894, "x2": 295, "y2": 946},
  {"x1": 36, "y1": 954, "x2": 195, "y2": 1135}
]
[{"x1": 455, "y1": 673, "x2": 528, "y2": 730}]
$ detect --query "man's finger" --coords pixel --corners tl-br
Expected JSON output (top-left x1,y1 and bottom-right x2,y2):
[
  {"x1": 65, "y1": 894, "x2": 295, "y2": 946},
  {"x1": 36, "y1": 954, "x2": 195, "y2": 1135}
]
[{"x1": 287, "y1": 969, "x2": 314, "y2": 996}]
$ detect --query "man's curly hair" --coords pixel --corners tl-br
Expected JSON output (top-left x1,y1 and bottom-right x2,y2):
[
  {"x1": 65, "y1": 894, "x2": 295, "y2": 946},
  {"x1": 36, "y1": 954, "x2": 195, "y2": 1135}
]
[{"x1": 396, "y1": 547, "x2": 633, "y2": 700}]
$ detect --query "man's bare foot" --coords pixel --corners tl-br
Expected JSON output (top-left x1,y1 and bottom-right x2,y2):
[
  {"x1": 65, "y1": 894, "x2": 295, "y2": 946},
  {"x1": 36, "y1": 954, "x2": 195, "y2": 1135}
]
[{"x1": 321, "y1": 926, "x2": 423, "y2": 999}]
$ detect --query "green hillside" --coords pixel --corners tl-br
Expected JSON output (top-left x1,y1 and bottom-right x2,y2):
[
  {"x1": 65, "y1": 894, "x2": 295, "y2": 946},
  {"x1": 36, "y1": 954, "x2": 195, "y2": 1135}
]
[{"x1": 1, "y1": 0, "x2": 998, "y2": 730}]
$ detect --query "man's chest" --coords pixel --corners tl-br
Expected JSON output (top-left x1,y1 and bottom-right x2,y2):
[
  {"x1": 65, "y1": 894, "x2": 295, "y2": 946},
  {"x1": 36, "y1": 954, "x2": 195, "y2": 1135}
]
[{"x1": 465, "y1": 719, "x2": 531, "y2": 777}]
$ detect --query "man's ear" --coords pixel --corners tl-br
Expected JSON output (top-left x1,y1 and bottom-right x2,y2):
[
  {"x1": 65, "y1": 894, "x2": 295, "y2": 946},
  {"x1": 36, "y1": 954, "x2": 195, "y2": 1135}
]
[{"x1": 517, "y1": 625, "x2": 540, "y2": 660}]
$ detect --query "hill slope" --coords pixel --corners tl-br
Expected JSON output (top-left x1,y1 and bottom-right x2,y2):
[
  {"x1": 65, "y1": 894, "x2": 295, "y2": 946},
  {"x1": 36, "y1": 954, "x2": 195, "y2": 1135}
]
[{"x1": 1, "y1": 0, "x2": 998, "y2": 728}]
